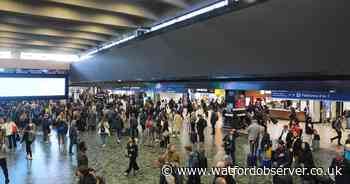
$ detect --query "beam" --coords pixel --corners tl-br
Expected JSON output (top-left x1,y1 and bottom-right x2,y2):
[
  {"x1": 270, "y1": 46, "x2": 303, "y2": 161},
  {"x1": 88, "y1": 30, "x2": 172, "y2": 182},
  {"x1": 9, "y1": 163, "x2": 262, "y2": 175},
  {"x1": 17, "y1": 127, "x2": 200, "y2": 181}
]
[
  {"x1": 0, "y1": 42, "x2": 82, "y2": 53},
  {"x1": 0, "y1": 31, "x2": 98, "y2": 47},
  {"x1": 0, "y1": 0, "x2": 137, "y2": 28},
  {"x1": 43, "y1": 0, "x2": 158, "y2": 20},
  {"x1": 0, "y1": 38, "x2": 89, "y2": 50},
  {"x1": 0, "y1": 15, "x2": 122, "y2": 36},
  {"x1": 157, "y1": 0, "x2": 189, "y2": 8},
  {"x1": 0, "y1": 23, "x2": 109, "y2": 42},
  {"x1": 0, "y1": 31, "x2": 100, "y2": 46}
]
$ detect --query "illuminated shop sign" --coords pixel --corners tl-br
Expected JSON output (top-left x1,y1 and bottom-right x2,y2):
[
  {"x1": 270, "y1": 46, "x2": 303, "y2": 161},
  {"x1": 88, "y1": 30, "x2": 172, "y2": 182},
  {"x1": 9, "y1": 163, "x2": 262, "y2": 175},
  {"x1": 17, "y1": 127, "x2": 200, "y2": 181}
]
[{"x1": 271, "y1": 90, "x2": 350, "y2": 101}]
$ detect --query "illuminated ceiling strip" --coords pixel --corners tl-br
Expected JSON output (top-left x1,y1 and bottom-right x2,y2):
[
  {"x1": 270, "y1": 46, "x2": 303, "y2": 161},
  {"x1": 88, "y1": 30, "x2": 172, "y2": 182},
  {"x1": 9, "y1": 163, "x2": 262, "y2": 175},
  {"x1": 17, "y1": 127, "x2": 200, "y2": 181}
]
[
  {"x1": 0, "y1": 51, "x2": 12, "y2": 59},
  {"x1": 79, "y1": 0, "x2": 229, "y2": 61},
  {"x1": 150, "y1": 0, "x2": 229, "y2": 32}
]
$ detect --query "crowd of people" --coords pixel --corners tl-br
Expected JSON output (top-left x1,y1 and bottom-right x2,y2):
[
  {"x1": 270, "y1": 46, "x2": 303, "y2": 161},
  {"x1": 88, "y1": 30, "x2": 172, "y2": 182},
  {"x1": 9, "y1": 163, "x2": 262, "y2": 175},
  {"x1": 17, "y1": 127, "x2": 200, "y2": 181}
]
[{"x1": 0, "y1": 92, "x2": 349, "y2": 184}]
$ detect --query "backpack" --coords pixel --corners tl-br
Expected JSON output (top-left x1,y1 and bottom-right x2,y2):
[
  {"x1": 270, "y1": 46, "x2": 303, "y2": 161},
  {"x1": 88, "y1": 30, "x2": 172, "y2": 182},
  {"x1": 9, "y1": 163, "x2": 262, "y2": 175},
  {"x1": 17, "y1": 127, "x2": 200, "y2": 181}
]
[
  {"x1": 100, "y1": 124, "x2": 106, "y2": 133},
  {"x1": 331, "y1": 120, "x2": 337, "y2": 129}
]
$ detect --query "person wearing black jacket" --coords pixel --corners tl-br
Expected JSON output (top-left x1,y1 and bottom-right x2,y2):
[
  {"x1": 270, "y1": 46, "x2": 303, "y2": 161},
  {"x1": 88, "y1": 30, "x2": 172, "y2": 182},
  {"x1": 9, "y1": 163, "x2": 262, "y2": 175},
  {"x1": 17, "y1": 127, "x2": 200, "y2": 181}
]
[
  {"x1": 210, "y1": 110, "x2": 219, "y2": 135},
  {"x1": 21, "y1": 122, "x2": 36, "y2": 160},
  {"x1": 197, "y1": 114, "x2": 207, "y2": 143},
  {"x1": 223, "y1": 129, "x2": 239, "y2": 165},
  {"x1": 41, "y1": 113, "x2": 51, "y2": 143},
  {"x1": 115, "y1": 112, "x2": 124, "y2": 144},
  {"x1": 299, "y1": 142, "x2": 316, "y2": 183},
  {"x1": 69, "y1": 121, "x2": 79, "y2": 155},
  {"x1": 272, "y1": 141, "x2": 293, "y2": 184},
  {"x1": 124, "y1": 137, "x2": 139, "y2": 176}
]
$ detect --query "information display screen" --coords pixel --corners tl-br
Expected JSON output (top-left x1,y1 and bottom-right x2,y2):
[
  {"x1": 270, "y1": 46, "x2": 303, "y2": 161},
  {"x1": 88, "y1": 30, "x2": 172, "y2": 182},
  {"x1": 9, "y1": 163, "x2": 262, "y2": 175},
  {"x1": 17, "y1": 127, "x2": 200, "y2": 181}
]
[{"x1": 0, "y1": 76, "x2": 67, "y2": 98}]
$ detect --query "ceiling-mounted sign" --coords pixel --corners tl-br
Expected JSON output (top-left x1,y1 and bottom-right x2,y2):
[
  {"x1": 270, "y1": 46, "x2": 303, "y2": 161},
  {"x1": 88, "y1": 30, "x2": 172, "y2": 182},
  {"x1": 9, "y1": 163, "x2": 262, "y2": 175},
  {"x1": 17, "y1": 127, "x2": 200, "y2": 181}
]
[
  {"x1": 271, "y1": 90, "x2": 350, "y2": 101},
  {"x1": 194, "y1": 88, "x2": 215, "y2": 93}
]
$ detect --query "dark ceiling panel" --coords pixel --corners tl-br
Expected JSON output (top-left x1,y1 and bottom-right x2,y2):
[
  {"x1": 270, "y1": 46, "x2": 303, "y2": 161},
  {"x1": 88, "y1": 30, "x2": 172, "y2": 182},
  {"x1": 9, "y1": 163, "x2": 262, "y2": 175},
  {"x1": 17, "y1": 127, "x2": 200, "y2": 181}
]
[{"x1": 71, "y1": 0, "x2": 350, "y2": 82}]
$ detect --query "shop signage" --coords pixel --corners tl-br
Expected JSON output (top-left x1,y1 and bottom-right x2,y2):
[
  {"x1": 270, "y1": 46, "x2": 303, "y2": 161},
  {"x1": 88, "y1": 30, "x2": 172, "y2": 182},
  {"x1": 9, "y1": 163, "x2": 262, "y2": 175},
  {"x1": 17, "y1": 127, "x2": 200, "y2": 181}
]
[
  {"x1": 194, "y1": 88, "x2": 215, "y2": 93},
  {"x1": 271, "y1": 90, "x2": 350, "y2": 101}
]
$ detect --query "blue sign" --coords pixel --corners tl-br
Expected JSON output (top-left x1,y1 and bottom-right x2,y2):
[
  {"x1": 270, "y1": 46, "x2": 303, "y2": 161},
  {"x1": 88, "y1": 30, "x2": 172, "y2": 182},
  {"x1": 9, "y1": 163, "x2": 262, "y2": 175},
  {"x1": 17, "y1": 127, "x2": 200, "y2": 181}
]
[{"x1": 271, "y1": 90, "x2": 350, "y2": 101}]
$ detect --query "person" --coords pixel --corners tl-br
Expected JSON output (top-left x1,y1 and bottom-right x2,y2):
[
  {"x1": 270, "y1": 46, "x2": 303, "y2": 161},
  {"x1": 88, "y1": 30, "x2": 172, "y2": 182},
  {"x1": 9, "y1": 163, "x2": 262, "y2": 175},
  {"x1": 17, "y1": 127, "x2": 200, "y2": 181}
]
[
  {"x1": 329, "y1": 146, "x2": 350, "y2": 184},
  {"x1": 77, "y1": 166, "x2": 97, "y2": 184},
  {"x1": 56, "y1": 112, "x2": 68, "y2": 149},
  {"x1": 139, "y1": 109, "x2": 147, "y2": 133},
  {"x1": 331, "y1": 116, "x2": 344, "y2": 146},
  {"x1": 290, "y1": 130, "x2": 302, "y2": 167},
  {"x1": 304, "y1": 116, "x2": 314, "y2": 146},
  {"x1": 159, "y1": 144, "x2": 182, "y2": 184},
  {"x1": 173, "y1": 111, "x2": 183, "y2": 137},
  {"x1": 41, "y1": 113, "x2": 51, "y2": 143},
  {"x1": 77, "y1": 141, "x2": 89, "y2": 168},
  {"x1": 289, "y1": 107, "x2": 297, "y2": 128},
  {"x1": 97, "y1": 116, "x2": 110, "y2": 147},
  {"x1": 21, "y1": 121, "x2": 36, "y2": 160},
  {"x1": 184, "y1": 145, "x2": 201, "y2": 184},
  {"x1": 270, "y1": 118, "x2": 282, "y2": 151},
  {"x1": 69, "y1": 121, "x2": 79, "y2": 155},
  {"x1": 129, "y1": 113, "x2": 138, "y2": 138},
  {"x1": 312, "y1": 129, "x2": 320, "y2": 151},
  {"x1": 299, "y1": 142, "x2": 316, "y2": 183},
  {"x1": 223, "y1": 129, "x2": 239, "y2": 165},
  {"x1": 212, "y1": 161, "x2": 236, "y2": 184},
  {"x1": 115, "y1": 112, "x2": 124, "y2": 144},
  {"x1": 161, "y1": 121, "x2": 170, "y2": 149},
  {"x1": 124, "y1": 137, "x2": 139, "y2": 176},
  {"x1": 0, "y1": 125, "x2": 10, "y2": 184},
  {"x1": 210, "y1": 110, "x2": 219, "y2": 135},
  {"x1": 5, "y1": 118, "x2": 17, "y2": 149},
  {"x1": 197, "y1": 114, "x2": 207, "y2": 143},
  {"x1": 87, "y1": 108, "x2": 97, "y2": 131},
  {"x1": 247, "y1": 120, "x2": 261, "y2": 155},
  {"x1": 279, "y1": 125, "x2": 290, "y2": 144}
]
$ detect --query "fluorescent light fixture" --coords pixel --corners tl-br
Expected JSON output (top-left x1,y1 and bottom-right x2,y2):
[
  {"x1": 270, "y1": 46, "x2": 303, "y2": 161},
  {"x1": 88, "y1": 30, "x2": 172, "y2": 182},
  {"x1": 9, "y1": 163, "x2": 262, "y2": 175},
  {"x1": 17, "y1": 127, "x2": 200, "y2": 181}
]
[
  {"x1": 79, "y1": 0, "x2": 229, "y2": 60},
  {"x1": 20, "y1": 52, "x2": 79, "y2": 62},
  {"x1": 0, "y1": 51, "x2": 12, "y2": 59},
  {"x1": 151, "y1": 0, "x2": 229, "y2": 32}
]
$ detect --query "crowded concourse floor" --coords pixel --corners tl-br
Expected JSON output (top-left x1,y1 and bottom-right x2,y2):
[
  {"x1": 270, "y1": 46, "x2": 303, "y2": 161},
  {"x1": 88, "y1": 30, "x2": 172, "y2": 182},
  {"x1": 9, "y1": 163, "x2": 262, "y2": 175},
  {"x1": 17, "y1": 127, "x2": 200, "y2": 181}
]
[{"x1": 1, "y1": 110, "x2": 345, "y2": 184}]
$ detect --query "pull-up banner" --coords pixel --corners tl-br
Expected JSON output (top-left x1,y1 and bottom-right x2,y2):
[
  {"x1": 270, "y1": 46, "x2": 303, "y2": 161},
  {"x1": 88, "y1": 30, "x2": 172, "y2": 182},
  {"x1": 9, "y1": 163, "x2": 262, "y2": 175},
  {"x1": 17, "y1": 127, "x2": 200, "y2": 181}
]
[{"x1": 271, "y1": 90, "x2": 350, "y2": 101}]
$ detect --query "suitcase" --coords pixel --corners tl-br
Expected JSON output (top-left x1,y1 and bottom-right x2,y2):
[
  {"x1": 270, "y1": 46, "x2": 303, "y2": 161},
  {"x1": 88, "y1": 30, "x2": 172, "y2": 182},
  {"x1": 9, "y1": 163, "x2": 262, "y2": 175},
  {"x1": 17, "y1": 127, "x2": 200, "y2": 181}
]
[{"x1": 246, "y1": 154, "x2": 257, "y2": 167}]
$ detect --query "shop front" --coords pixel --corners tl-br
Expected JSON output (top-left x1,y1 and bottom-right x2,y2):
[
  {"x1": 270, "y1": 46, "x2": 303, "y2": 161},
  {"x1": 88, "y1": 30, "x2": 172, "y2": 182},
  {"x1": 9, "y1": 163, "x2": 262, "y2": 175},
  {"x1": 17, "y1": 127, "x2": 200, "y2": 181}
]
[{"x1": 269, "y1": 90, "x2": 348, "y2": 123}]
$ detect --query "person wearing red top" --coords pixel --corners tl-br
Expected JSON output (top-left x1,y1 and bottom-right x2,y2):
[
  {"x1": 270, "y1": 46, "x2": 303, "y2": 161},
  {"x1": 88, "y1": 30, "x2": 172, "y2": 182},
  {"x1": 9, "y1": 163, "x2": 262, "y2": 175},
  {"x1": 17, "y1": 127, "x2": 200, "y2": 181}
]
[{"x1": 291, "y1": 121, "x2": 302, "y2": 137}]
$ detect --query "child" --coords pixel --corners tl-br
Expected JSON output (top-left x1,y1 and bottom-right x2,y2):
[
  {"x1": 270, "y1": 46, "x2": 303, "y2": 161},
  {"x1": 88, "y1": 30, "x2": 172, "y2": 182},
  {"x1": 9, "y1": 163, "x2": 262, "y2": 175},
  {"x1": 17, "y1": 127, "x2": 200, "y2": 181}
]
[
  {"x1": 312, "y1": 129, "x2": 320, "y2": 151},
  {"x1": 262, "y1": 141, "x2": 272, "y2": 168}
]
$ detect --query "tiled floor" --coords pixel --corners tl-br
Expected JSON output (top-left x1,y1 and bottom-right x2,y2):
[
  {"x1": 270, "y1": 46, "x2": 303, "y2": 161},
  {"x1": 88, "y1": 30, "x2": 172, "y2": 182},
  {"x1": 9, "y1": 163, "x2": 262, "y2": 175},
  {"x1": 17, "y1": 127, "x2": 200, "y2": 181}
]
[{"x1": 2, "y1": 114, "x2": 347, "y2": 184}]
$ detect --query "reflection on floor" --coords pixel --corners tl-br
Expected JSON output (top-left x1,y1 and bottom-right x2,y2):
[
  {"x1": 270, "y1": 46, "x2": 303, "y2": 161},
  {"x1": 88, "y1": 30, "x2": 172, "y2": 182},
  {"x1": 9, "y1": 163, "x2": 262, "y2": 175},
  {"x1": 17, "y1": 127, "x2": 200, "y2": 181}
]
[{"x1": 2, "y1": 116, "x2": 348, "y2": 184}]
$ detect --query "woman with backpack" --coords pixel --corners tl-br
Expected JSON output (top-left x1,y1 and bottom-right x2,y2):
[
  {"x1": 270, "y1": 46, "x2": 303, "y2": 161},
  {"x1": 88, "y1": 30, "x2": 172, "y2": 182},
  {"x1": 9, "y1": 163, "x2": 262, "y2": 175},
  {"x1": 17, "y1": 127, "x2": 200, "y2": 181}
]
[
  {"x1": 97, "y1": 116, "x2": 110, "y2": 147},
  {"x1": 21, "y1": 120, "x2": 36, "y2": 160}
]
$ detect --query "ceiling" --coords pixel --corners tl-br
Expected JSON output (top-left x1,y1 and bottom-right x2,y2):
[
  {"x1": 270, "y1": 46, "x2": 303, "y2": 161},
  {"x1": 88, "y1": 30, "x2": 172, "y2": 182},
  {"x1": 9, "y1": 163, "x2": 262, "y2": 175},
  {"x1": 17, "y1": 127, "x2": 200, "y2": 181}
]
[{"x1": 0, "y1": 0, "x2": 213, "y2": 55}]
